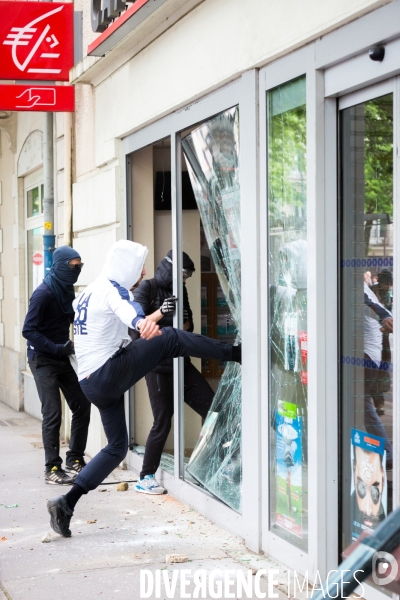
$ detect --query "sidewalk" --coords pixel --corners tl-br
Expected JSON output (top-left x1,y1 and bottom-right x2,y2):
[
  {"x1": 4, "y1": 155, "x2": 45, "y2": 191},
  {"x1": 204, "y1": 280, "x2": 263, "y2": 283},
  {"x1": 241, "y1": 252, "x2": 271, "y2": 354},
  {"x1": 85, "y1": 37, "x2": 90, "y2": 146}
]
[{"x1": 0, "y1": 401, "x2": 287, "y2": 600}]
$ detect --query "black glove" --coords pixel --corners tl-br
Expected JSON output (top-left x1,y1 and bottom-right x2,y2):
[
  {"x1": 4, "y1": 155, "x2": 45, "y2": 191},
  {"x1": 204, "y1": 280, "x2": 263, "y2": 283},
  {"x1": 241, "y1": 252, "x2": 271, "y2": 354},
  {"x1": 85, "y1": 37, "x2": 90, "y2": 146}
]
[
  {"x1": 183, "y1": 309, "x2": 189, "y2": 322},
  {"x1": 58, "y1": 340, "x2": 75, "y2": 356},
  {"x1": 160, "y1": 296, "x2": 178, "y2": 317}
]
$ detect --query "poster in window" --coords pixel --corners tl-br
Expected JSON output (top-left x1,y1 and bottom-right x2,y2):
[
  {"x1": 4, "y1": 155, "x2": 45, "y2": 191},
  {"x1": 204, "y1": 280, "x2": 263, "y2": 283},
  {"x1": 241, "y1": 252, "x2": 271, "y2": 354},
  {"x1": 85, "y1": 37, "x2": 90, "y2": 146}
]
[
  {"x1": 350, "y1": 428, "x2": 387, "y2": 541},
  {"x1": 275, "y1": 400, "x2": 303, "y2": 538}
]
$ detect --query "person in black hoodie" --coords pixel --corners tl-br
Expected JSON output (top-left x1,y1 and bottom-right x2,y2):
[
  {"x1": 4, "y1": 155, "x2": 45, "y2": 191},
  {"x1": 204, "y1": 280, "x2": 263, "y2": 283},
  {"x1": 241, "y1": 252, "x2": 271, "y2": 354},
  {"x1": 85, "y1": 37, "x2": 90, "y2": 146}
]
[
  {"x1": 133, "y1": 250, "x2": 214, "y2": 494},
  {"x1": 22, "y1": 246, "x2": 91, "y2": 485}
]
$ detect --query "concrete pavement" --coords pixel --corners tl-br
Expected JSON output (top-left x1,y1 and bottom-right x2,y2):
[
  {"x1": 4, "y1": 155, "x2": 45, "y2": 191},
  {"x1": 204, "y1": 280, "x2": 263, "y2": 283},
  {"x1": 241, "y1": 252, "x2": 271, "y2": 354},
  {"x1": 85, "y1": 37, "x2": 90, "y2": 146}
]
[{"x1": 0, "y1": 401, "x2": 290, "y2": 600}]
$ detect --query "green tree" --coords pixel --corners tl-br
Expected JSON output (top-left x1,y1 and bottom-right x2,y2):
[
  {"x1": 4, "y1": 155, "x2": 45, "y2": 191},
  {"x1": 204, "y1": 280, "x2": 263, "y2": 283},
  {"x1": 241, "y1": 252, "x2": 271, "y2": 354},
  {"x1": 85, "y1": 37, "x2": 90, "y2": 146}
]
[{"x1": 364, "y1": 95, "x2": 393, "y2": 254}]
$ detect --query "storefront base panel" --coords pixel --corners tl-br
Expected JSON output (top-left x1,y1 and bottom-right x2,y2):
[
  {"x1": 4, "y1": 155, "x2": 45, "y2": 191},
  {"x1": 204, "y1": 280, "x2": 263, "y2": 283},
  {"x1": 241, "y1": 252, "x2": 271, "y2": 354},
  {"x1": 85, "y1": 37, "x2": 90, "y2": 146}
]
[
  {"x1": 0, "y1": 347, "x2": 24, "y2": 412},
  {"x1": 128, "y1": 451, "x2": 244, "y2": 540}
]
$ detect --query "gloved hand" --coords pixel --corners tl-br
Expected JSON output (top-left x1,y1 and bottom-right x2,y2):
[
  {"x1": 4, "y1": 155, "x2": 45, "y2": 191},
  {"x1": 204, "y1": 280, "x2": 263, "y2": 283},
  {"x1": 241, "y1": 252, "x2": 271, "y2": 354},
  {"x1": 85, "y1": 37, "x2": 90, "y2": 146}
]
[
  {"x1": 160, "y1": 296, "x2": 178, "y2": 317},
  {"x1": 58, "y1": 340, "x2": 75, "y2": 356},
  {"x1": 183, "y1": 309, "x2": 189, "y2": 322}
]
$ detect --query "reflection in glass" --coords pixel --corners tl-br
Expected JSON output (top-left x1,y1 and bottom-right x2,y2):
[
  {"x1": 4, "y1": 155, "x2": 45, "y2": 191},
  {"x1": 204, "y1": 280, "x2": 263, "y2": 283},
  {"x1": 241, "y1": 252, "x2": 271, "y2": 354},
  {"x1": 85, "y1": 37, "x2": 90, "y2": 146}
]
[
  {"x1": 182, "y1": 106, "x2": 242, "y2": 512},
  {"x1": 267, "y1": 77, "x2": 308, "y2": 550},
  {"x1": 27, "y1": 186, "x2": 41, "y2": 218},
  {"x1": 340, "y1": 94, "x2": 393, "y2": 554},
  {"x1": 27, "y1": 227, "x2": 43, "y2": 299}
]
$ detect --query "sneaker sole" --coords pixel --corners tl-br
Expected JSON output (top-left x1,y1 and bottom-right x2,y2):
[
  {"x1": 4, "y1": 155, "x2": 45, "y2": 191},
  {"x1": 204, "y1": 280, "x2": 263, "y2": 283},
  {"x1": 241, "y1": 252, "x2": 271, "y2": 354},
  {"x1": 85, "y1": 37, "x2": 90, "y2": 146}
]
[
  {"x1": 135, "y1": 486, "x2": 166, "y2": 495},
  {"x1": 47, "y1": 500, "x2": 71, "y2": 537},
  {"x1": 45, "y1": 479, "x2": 74, "y2": 485}
]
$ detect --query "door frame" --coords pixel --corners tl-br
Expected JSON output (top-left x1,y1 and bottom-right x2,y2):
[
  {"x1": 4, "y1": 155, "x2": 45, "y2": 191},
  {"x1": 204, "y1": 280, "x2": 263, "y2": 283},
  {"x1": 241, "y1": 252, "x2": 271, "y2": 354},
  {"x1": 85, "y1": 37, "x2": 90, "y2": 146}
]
[
  {"x1": 336, "y1": 77, "x2": 400, "y2": 600},
  {"x1": 122, "y1": 74, "x2": 263, "y2": 551},
  {"x1": 259, "y1": 44, "x2": 331, "y2": 577}
]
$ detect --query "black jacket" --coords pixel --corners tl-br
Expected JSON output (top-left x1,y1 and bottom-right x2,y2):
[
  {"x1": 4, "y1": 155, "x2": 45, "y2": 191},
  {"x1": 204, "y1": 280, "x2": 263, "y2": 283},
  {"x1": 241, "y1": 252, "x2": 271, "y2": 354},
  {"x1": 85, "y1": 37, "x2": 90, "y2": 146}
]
[
  {"x1": 134, "y1": 254, "x2": 194, "y2": 373},
  {"x1": 22, "y1": 283, "x2": 73, "y2": 360}
]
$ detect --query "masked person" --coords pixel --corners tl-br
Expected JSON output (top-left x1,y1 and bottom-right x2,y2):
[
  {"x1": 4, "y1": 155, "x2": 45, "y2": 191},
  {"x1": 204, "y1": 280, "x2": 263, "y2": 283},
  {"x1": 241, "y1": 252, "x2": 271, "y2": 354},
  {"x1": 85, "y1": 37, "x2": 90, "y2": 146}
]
[
  {"x1": 133, "y1": 251, "x2": 214, "y2": 494},
  {"x1": 46, "y1": 240, "x2": 241, "y2": 537},
  {"x1": 22, "y1": 246, "x2": 91, "y2": 485}
]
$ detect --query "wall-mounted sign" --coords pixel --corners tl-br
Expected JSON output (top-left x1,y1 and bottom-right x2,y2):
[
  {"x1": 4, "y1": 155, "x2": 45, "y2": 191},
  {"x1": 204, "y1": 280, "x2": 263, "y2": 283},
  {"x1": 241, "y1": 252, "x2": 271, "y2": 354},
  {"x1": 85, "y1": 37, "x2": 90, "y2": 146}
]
[
  {"x1": 0, "y1": 84, "x2": 74, "y2": 112},
  {"x1": 91, "y1": 0, "x2": 126, "y2": 33},
  {"x1": 0, "y1": 1, "x2": 73, "y2": 81},
  {"x1": 88, "y1": 0, "x2": 168, "y2": 57}
]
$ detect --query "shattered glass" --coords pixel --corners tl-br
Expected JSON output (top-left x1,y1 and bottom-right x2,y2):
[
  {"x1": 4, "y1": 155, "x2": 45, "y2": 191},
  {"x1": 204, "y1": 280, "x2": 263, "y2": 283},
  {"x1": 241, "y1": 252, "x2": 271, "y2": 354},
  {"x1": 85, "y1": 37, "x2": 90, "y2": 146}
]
[
  {"x1": 267, "y1": 77, "x2": 308, "y2": 549},
  {"x1": 182, "y1": 106, "x2": 242, "y2": 513}
]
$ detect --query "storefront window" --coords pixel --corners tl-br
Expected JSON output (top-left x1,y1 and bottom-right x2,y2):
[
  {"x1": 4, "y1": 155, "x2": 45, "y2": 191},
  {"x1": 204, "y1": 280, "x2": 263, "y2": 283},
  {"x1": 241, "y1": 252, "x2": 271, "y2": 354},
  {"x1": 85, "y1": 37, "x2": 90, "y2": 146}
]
[
  {"x1": 27, "y1": 227, "x2": 44, "y2": 299},
  {"x1": 340, "y1": 93, "x2": 393, "y2": 554},
  {"x1": 27, "y1": 185, "x2": 43, "y2": 218},
  {"x1": 182, "y1": 106, "x2": 242, "y2": 513},
  {"x1": 267, "y1": 76, "x2": 308, "y2": 550}
]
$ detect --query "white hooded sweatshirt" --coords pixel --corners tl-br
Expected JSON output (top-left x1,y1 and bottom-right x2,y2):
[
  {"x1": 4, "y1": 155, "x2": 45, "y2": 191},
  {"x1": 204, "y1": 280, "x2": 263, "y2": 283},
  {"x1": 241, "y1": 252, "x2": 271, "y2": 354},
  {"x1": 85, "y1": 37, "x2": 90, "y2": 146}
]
[{"x1": 73, "y1": 240, "x2": 148, "y2": 380}]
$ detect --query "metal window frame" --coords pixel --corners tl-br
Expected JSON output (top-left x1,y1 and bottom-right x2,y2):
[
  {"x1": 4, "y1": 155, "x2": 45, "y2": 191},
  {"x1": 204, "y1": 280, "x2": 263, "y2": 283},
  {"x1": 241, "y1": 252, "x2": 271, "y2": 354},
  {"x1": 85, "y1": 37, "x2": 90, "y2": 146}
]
[
  {"x1": 336, "y1": 77, "x2": 399, "y2": 600},
  {"x1": 122, "y1": 75, "x2": 263, "y2": 549},
  {"x1": 259, "y1": 45, "x2": 334, "y2": 577}
]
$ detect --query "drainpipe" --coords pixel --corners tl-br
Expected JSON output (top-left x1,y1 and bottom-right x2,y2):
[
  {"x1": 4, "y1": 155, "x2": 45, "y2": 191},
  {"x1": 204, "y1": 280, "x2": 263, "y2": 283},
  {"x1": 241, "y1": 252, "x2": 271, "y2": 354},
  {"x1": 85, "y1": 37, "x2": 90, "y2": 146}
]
[
  {"x1": 63, "y1": 112, "x2": 72, "y2": 246},
  {"x1": 43, "y1": 112, "x2": 55, "y2": 274}
]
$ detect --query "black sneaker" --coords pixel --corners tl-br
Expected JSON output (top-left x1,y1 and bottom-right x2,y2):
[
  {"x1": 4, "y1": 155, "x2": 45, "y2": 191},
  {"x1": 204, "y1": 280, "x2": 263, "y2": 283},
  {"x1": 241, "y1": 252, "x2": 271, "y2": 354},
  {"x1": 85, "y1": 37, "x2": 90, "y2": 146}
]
[
  {"x1": 45, "y1": 466, "x2": 75, "y2": 485},
  {"x1": 47, "y1": 495, "x2": 73, "y2": 537},
  {"x1": 65, "y1": 459, "x2": 87, "y2": 475}
]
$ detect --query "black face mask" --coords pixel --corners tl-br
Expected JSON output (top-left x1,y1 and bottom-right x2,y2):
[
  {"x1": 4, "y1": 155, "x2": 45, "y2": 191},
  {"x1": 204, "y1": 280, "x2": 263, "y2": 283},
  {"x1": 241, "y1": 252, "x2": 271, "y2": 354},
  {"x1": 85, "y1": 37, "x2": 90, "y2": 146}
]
[{"x1": 43, "y1": 247, "x2": 82, "y2": 314}]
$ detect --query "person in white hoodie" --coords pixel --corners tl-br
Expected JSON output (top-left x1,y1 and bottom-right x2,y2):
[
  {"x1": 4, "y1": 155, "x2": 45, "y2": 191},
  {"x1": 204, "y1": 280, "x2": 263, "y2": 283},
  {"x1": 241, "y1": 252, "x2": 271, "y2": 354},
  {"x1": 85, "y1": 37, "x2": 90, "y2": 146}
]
[{"x1": 47, "y1": 240, "x2": 241, "y2": 537}]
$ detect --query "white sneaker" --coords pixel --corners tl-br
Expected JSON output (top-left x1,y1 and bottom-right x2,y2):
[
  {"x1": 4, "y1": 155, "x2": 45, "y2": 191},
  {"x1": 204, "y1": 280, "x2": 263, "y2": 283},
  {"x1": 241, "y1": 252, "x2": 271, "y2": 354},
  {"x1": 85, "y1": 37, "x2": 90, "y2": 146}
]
[{"x1": 135, "y1": 475, "x2": 166, "y2": 495}]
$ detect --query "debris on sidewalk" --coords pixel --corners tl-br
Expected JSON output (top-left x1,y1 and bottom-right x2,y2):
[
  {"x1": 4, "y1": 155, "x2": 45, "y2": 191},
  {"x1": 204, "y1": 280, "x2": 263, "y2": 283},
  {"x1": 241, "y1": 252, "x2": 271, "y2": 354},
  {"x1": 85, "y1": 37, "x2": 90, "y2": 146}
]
[
  {"x1": 166, "y1": 554, "x2": 189, "y2": 563},
  {"x1": 41, "y1": 532, "x2": 58, "y2": 543},
  {"x1": 0, "y1": 503, "x2": 18, "y2": 508},
  {"x1": 117, "y1": 482, "x2": 128, "y2": 491},
  {"x1": 87, "y1": 519, "x2": 97, "y2": 524}
]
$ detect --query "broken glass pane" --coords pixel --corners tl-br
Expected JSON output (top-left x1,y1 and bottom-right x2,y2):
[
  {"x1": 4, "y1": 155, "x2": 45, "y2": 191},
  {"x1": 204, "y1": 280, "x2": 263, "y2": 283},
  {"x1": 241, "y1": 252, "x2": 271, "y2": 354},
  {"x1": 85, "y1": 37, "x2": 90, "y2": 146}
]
[
  {"x1": 267, "y1": 77, "x2": 308, "y2": 549},
  {"x1": 182, "y1": 106, "x2": 242, "y2": 513}
]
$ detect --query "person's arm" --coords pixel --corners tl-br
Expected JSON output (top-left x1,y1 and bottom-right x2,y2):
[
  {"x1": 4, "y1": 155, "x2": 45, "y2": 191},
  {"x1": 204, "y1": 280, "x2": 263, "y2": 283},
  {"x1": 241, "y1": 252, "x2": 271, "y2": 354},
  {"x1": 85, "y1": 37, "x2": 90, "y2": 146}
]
[
  {"x1": 146, "y1": 309, "x2": 163, "y2": 324},
  {"x1": 132, "y1": 280, "x2": 152, "y2": 315},
  {"x1": 108, "y1": 286, "x2": 160, "y2": 340},
  {"x1": 134, "y1": 280, "x2": 176, "y2": 325},
  {"x1": 146, "y1": 297, "x2": 178, "y2": 325},
  {"x1": 364, "y1": 292, "x2": 393, "y2": 333},
  {"x1": 22, "y1": 288, "x2": 72, "y2": 356}
]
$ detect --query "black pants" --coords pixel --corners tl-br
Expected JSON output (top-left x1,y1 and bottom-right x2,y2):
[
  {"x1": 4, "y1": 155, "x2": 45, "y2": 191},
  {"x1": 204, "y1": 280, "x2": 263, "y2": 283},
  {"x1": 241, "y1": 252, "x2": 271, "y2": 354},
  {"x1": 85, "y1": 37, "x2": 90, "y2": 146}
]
[
  {"x1": 76, "y1": 327, "x2": 233, "y2": 492},
  {"x1": 140, "y1": 364, "x2": 214, "y2": 478},
  {"x1": 29, "y1": 355, "x2": 91, "y2": 471}
]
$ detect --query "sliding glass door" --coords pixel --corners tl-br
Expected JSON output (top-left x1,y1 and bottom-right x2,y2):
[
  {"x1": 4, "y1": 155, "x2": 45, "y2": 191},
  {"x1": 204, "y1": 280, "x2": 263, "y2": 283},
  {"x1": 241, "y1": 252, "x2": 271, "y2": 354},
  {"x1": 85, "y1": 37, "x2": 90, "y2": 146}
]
[{"x1": 339, "y1": 85, "x2": 395, "y2": 558}]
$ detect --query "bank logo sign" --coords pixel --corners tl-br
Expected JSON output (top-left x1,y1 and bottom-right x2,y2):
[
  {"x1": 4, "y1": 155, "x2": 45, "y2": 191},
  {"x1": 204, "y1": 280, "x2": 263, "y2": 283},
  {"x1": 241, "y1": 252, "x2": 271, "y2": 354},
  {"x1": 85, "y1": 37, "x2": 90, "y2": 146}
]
[{"x1": 0, "y1": 1, "x2": 73, "y2": 81}]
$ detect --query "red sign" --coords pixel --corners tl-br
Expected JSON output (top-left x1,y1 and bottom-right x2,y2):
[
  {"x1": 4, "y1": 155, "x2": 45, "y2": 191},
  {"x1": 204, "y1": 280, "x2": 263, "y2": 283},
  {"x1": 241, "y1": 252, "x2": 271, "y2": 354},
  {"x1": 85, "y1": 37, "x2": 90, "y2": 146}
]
[
  {"x1": 0, "y1": 1, "x2": 73, "y2": 81},
  {"x1": 300, "y1": 371, "x2": 308, "y2": 385},
  {"x1": 298, "y1": 331, "x2": 308, "y2": 364},
  {"x1": 0, "y1": 84, "x2": 74, "y2": 111},
  {"x1": 32, "y1": 251, "x2": 43, "y2": 266}
]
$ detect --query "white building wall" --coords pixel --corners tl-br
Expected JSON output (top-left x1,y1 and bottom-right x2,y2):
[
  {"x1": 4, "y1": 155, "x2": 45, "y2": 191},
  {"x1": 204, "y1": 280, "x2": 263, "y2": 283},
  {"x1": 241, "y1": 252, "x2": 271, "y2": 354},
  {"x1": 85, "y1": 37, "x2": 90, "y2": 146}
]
[{"x1": 89, "y1": 0, "x2": 391, "y2": 166}]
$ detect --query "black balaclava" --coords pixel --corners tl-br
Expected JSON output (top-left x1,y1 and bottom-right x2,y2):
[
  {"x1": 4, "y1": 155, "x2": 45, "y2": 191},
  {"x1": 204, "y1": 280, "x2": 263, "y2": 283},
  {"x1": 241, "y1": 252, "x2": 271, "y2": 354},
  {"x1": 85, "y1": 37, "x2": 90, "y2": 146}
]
[
  {"x1": 43, "y1": 246, "x2": 81, "y2": 314},
  {"x1": 154, "y1": 250, "x2": 195, "y2": 290}
]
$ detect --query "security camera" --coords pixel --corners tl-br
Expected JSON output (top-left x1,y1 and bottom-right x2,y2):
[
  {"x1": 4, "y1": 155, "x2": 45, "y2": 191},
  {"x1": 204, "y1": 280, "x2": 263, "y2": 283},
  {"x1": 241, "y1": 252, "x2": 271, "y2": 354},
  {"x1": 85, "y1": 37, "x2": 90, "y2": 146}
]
[{"x1": 369, "y1": 47, "x2": 385, "y2": 62}]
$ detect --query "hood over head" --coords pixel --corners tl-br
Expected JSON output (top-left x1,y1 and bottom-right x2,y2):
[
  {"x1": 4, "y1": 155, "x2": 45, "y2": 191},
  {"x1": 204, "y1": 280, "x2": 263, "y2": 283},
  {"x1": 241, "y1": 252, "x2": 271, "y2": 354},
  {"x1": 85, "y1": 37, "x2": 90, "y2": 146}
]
[
  {"x1": 155, "y1": 250, "x2": 195, "y2": 289},
  {"x1": 43, "y1": 245, "x2": 81, "y2": 314},
  {"x1": 101, "y1": 240, "x2": 148, "y2": 291}
]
